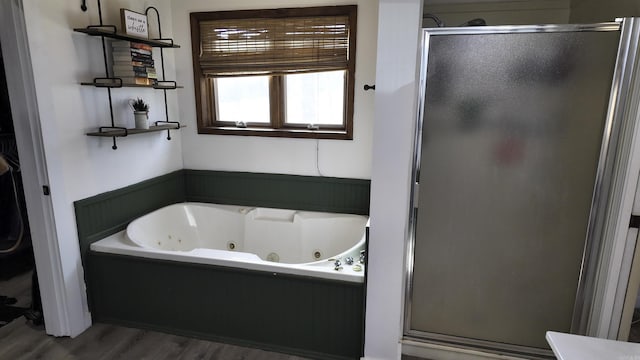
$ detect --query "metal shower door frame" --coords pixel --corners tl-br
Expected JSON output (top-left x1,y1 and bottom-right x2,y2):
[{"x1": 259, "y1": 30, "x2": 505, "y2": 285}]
[{"x1": 403, "y1": 19, "x2": 640, "y2": 357}]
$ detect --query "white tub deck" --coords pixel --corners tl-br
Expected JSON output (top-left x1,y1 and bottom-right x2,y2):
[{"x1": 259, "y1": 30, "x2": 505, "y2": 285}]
[
  {"x1": 90, "y1": 203, "x2": 368, "y2": 283},
  {"x1": 91, "y1": 232, "x2": 366, "y2": 283}
]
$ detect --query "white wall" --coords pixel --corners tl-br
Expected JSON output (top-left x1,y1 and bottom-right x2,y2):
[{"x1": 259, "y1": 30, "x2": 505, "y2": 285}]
[
  {"x1": 25, "y1": 0, "x2": 183, "y2": 197},
  {"x1": 423, "y1": 0, "x2": 570, "y2": 27},
  {"x1": 17, "y1": 0, "x2": 183, "y2": 335},
  {"x1": 171, "y1": 0, "x2": 378, "y2": 179},
  {"x1": 570, "y1": 0, "x2": 640, "y2": 23}
]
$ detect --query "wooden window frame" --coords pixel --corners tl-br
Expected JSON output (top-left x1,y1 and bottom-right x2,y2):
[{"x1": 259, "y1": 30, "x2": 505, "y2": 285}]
[{"x1": 190, "y1": 6, "x2": 357, "y2": 140}]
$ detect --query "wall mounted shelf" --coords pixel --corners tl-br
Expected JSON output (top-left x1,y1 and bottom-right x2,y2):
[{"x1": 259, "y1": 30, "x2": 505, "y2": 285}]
[
  {"x1": 75, "y1": 3, "x2": 182, "y2": 150},
  {"x1": 80, "y1": 80, "x2": 183, "y2": 90},
  {"x1": 73, "y1": 26, "x2": 180, "y2": 48},
  {"x1": 86, "y1": 123, "x2": 182, "y2": 138}
]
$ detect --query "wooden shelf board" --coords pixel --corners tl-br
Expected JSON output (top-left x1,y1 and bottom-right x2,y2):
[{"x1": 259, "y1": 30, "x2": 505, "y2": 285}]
[
  {"x1": 86, "y1": 124, "x2": 181, "y2": 137},
  {"x1": 80, "y1": 82, "x2": 183, "y2": 89},
  {"x1": 73, "y1": 27, "x2": 180, "y2": 48}
]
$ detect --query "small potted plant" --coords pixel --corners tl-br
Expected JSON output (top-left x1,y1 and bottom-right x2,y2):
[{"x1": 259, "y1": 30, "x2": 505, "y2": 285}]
[{"x1": 128, "y1": 97, "x2": 150, "y2": 129}]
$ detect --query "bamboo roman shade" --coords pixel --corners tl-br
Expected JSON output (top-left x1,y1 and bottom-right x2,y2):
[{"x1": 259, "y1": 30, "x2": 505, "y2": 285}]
[{"x1": 198, "y1": 15, "x2": 351, "y2": 76}]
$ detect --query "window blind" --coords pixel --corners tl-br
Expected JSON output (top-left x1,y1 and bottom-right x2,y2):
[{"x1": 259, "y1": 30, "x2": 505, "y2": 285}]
[{"x1": 198, "y1": 15, "x2": 351, "y2": 76}]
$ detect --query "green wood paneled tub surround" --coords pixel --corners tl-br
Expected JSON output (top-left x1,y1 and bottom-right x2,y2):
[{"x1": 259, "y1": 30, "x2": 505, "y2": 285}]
[{"x1": 74, "y1": 170, "x2": 371, "y2": 360}]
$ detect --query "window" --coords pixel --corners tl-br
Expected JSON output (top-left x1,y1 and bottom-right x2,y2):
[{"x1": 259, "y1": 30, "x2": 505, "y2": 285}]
[{"x1": 190, "y1": 6, "x2": 357, "y2": 139}]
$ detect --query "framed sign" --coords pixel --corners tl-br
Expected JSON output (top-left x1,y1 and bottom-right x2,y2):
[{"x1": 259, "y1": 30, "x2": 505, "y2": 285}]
[{"x1": 120, "y1": 9, "x2": 148, "y2": 38}]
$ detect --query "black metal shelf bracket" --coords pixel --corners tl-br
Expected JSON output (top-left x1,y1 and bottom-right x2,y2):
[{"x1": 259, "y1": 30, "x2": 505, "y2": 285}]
[
  {"x1": 98, "y1": 126, "x2": 128, "y2": 136},
  {"x1": 98, "y1": 126, "x2": 128, "y2": 150},
  {"x1": 91, "y1": 0, "x2": 117, "y2": 133},
  {"x1": 92, "y1": 77, "x2": 123, "y2": 88},
  {"x1": 155, "y1": 121, "x2": 180, "y2": 140},
  {"x1": 145, "y1": 6, "x2": 171, "y2": 124},
  {"x1": 86, "y1": 25, "x2": 117, "y2": 34},
  {"x1": 154, "y1": 81, "x2": 177, "y2": 90}
]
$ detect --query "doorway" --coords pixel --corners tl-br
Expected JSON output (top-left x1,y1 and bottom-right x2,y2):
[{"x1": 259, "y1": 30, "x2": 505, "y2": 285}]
[{"x1": 0, "y1": 40, "x2": 42, "y2": 328}]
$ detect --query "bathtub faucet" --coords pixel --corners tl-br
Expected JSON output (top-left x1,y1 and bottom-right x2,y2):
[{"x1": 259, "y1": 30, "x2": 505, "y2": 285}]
[
  {"x1": 334, "y1": 259, "x2": 342, "y2": 271},
  {"x1": 359, "y1": 250, "x2": 366, "y2": 265}
]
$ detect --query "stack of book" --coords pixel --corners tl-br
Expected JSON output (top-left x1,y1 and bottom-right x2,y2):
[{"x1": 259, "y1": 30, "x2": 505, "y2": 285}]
[{"x1": 110, "y1": 41, "x2": 157, "y2": 86}]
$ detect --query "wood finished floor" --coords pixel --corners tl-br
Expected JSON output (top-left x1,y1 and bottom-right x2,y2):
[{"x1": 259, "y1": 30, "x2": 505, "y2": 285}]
[
  {"x1": 0, "y1": 269, "x2": 32, "y2": 309},
  {"x1": 0, "y1": 318, "x2": 313, "y2": 360},
  {"x1": 630, "y1": 317, "x2": 640, "y2": 343},
  {"x1": 0, "y1": 269, "x2": 312, "y2": 359}
]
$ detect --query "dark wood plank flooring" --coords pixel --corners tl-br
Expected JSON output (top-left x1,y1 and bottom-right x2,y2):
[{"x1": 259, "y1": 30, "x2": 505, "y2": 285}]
[
  {"x1": 0, "y1": 318, "x2": 312, "y2": 360},
  {"x1": 0, "y1": 265, "x2": 311, "y2": 359},
  {"x1": 0, "y1": 269, "x2": 31, "y2": 309},
  {"x1": 630, "y1": 316, "x2": 640, "y2": 343}
]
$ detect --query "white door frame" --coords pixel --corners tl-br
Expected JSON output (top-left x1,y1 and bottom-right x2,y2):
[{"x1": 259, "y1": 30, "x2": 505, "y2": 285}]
[
  {"x1": 588, "y1": 18, "x2": 640, "y2": 340},
  {"x1": 364, "y1": 0, "x2": 423, "y2": 359},
  {"x1": 0, "y1": 0, "x2": 78, "y2": 336}
]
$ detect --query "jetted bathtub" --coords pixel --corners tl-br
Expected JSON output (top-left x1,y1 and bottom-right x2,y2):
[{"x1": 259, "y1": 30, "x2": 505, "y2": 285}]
[{"x1": 90, "y1": 202, "x2": 369, "y2": 283}]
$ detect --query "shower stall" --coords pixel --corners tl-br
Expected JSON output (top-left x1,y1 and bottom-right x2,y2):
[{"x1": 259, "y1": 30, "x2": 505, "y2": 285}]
[{"x1": 405, "y1": 19, "x2": 640, "y2": 358}]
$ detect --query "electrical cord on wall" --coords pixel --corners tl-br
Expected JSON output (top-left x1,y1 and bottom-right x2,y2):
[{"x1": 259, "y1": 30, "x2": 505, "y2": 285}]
[
  {"x1": 0, "y1": 138, "x2": 24, "y2": 254},
  {"x1": 316, "y1": 139, "x2": 324, "y2": 177},
  {"x1": 0, "y1": 160, "x2": 24, "y2": 254}
]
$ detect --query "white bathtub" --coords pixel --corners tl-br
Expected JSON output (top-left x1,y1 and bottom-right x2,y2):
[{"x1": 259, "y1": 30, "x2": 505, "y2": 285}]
[{"x1": 90, "y1": 202, "x2": 369, "y2": 283}]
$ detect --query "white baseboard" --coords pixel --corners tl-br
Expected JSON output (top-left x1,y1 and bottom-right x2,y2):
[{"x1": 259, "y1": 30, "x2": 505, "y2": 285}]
[{"x1": 402, "y1": 339, "x2": 528, "y2": 360}]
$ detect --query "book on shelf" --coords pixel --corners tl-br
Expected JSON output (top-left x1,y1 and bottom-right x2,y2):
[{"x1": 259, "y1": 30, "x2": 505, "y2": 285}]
[
  {"x1": 112, "y1": 60, "x2": 154, "y2": 67},
  {"x1": 111, "y1": 41, "x2": 153, "y2": 52},
  {"x1": 113, "y1": 70, "x2": 150, "y2": 78},
  {"x1": 115, "y1": 77, "x2": 156, "y2": 86},
  {"x1": 113, "y1": 48, "x2": 153, "y2": 57},
  {"x1": 131, "y1": 48, "x2": 152, "y2": 56},
  {"x1": 112, "y1": 50, "x2": 153, "y2": 61},
  {"x1": 112, "y1": 65, "x2": 155, "y2": 73},
  {"x1": 110, "y1": 40, "x2": 158, "y2": 84},
  {"x1": 112, "y1": 53, "x2": 154, "y2": 63}
]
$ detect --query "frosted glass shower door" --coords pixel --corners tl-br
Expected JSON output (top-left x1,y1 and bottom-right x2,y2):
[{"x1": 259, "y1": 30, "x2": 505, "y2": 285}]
[{"x1": 409, "y1": 28, "x2": 621, "y2": 351}]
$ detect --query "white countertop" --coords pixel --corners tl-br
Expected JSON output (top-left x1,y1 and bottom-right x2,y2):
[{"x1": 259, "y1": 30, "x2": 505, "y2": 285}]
[{"x1": 546, "y1": 331, "x2": 640, "y2": 360}]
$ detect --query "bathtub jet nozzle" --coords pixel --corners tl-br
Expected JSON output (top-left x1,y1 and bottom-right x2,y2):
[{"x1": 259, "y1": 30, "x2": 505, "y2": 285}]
[{"x1": 334, "y1": 259, "x2": 342, "y2": 271}]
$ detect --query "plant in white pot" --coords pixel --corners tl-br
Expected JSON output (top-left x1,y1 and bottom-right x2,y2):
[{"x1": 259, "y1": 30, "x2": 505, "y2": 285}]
[{"x1": 129, "y1": 98, "x2": 150, "y2": 129}]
